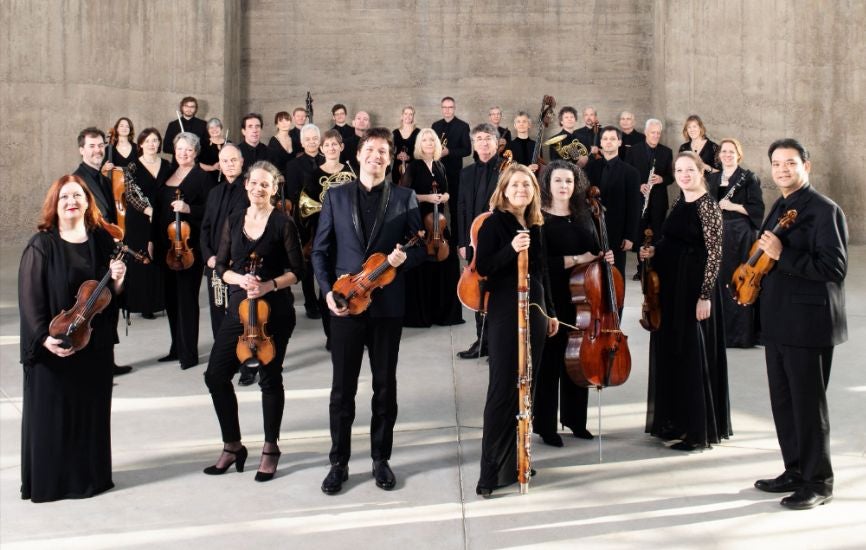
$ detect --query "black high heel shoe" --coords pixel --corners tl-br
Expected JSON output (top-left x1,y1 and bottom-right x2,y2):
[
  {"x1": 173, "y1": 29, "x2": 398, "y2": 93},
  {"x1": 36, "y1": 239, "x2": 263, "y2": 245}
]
[
  {"x1": 476, "y1": 484, "x2": 493, "y2": 498},
  {"x1": 255, "y1": 450, "x2": 282, "y2": 482},
  {"x1": 203, "y1": 446, "x2": 248, "y2": 475}
]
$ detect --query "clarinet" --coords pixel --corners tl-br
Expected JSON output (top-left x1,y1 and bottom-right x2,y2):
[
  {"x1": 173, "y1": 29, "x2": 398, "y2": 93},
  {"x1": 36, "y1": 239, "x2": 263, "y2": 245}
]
[
  {"x1": 721, "y1": 171, "x2": 747, "y2": 202},
  {"x1": 640, "y1": 159, "x2": 656, "y2": 217},
  {"x1": 515, "y1": 229, "x2": 533, "y2": 494}
]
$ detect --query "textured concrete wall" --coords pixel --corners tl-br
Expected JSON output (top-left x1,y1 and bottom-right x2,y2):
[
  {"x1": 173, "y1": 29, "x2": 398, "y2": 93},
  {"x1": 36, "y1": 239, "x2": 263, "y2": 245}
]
[
  {"x1": 240, "y1": 0, "x2": 654, "y2": 145},
  {"x1": 0, "y1": 0, "x2": 242, "y2": 246},
  {"x1": 654, "y1": 0, "x2": 866, "y2": 242}
]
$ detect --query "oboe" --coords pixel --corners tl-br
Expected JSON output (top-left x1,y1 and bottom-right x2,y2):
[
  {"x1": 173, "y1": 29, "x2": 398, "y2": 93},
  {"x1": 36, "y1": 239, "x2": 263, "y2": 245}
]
[
  {"x1": 721, "y1": 171, "x2": 747, "y2": 202},
  {"x1": 641, "y1": 159, "x2": 656, "y2": 217},
  {"x1": 516, "y1": 229, "x2": 533, "y2": 494}
]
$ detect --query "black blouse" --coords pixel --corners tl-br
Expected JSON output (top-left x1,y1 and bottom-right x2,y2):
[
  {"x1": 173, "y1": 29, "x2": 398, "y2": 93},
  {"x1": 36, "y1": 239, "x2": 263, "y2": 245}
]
[
  {"x1": 153, "y1": 166, "x2": 210, "y2": 257},
  {"x1": 543, "y1": 211, "x2": 599, "y2": 324},
  {"x1": 678, "y1": 140, "x2": 720, "y2": 171},
  {"x1": 403, "y1": 159, "x2": 448, "y2": 218},
  {"x1": 707, "y1": 167, "x2": 764, "y2": 229},
  {"x1": 392, "y1": 127, "x2": 420, "y2": 173}
]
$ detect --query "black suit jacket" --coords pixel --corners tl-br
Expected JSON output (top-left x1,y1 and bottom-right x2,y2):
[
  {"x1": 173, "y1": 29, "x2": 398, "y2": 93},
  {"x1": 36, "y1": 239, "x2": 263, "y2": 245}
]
[
  {"x1": 431, "y1": 117, "x2": 471, "y2": 180},
  {"x1": 73, "y1": 163, "x2": 116, "y2": 223},
  {"x1": 200, "y1": 178, "x2": 249, "y2": 260},
  {"x1": 311, "y1": 180, "x2": 425, "y2": 317},
  {"x1": 457, "y1": 156, "x2": 500, "y2": 249},
  {"x1": 624, "y1": 142, "x2": 673, "y2": 241},
  {"x1": 585, "y1": 156, "x2": 641, "y2": 247},
  {"x1": 163, "y1": 116, "x2": 208, "y2": 156},
  {"x1": 759, "y1": 184, "x2": 847, "y2": 347}
]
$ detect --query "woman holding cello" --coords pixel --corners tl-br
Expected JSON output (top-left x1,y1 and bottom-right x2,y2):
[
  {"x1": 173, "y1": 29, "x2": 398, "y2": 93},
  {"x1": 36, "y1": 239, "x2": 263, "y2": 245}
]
[
  {"x1": 401, "y1": 128, "x2": 463, "y2": 327},
  {"x1": 475, "y1": 163, "x2": 558, "y2": 496},
  {"x1": 639, "y1": 151, "x2": 731, "y2": 451},
  {"x1": 203, "y1": 160, "x2": 304, "y2": 482},
  {"x1": 18, "y1": 175, "x2": 126, "y2": 502},
  {"x1": 535, "y1": 160, "x2": 613, "y2": 446}
]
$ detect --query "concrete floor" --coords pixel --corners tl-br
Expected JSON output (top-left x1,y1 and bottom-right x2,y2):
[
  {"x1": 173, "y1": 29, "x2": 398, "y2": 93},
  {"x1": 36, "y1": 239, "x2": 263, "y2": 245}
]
[{"x1": 1, "y1": 244, "x2": 864, "y2": 550}]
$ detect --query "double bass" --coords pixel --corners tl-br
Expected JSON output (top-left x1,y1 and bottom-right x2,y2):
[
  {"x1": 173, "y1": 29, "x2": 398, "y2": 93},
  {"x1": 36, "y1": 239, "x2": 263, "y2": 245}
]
[
  {"x1": 729, "y1": 210, "x2": 798, "y2": 306},
  {"x1": 236, "y1": 253, "x2": 275, "y2": 368},
  {"x1": 564, "y1": 186, "x2": 631, "y2": 388},
  {"x1": 424, "y1": 180, "x2": 449, "y2": 262},
  {"x1": 165, "y1": 189, "x2": 194, "y2": 270},
  {"x1": 530, "y1": 95, "x2": 556, "y2": 169}
]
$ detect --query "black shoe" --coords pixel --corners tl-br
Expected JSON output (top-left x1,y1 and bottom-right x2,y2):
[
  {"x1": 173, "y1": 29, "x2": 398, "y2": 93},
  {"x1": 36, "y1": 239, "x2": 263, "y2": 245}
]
[
  {"x1": 780, "y1": 488, "x2": 832, "y2": 510},
  {"x1": 321, "y1": 464, "x2": 349, "y2": 494},
  {"x1": 180, "y1": 361, "x2": 198, "y2": 370},
  {"x1": 372, "y1": 460, "x2": 396, "y2": 490},
  {"x1": 255, "y1": 450, "x2": 282, "y2": 482},
  {"x1": 457, "y1": 340, "x2": 488, "y2": 359},
  {"x1": 476, "y1": 484, "x2": 493, "y2": 498},
  {"x1": 570, "y1": 428, "x2": 594, "y2": 440},
  {"x1": 670, "y1": 440, "x2": 703, "y2": 452},
  {"x1": 238, "y1": 366, "x2": 257, "y2": 386},
  {"x1": 755, "y1": 472, "x2": 805, "y2": 493},
  {"x1": 305, "y1": 306, "x2": 322, "y2": 319},
  {"x1": 539, "y1": 433, "x2": 564, "y2": 447},
  {"x1": 141, "y1": 312, "x2": 156, "y2": 319},
  {"x1": 158, "y1": 353, "x2": 178, "y2": 362},
  {"x1": 203, "y1": 445, "x2": 248, "y2": 475},
  {"x1": 632, "y1": 272, "x2": 641, "y2": 281},
  {"x1": 113, "y1": 365, "x2": 133, "y2": 376}
]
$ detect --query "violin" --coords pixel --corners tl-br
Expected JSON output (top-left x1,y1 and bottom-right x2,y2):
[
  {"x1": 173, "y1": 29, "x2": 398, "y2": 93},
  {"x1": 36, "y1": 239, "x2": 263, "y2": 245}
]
[
  {"x1": 236, "y1": 252, "x2": 276, "y2": 368},
  {"x1": 456, "y1": 211, "x2": 491, "y2": 312},
  {"x1": 530, "y1": 95, "x2": 556, "y2": 169},
  {"x1": 331, "y1": 234, "x2": 423, "y2": 315},
  {"x1": 638, "y1": 228, "x2": 661, "y2": 331},
  {"x1": 165, "y1": 189, "x2": 194, "y2": 270},
  {"x1": 424, "y1": 181, "x2": 449, "y2": 262},
  {"x1": 49, "y1": 243, "x2": 150, "y2": 351},
  {"x1": 564, "y1": 186, "x2": 631, "y2": 388},
  {"x1": 398, "y1": 146, "x2": 409, "y2": 179},
  {"x1": 729, "y1": 209, "x2": 798, "y2": 306}
]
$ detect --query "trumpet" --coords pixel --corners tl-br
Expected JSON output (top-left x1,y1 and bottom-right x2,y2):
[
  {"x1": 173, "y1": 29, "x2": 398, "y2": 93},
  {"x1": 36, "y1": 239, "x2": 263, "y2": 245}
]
[
  {"x1": 544, "y1": 134, "x2": 588, "y2": 162},
  {"x1": 211, "y1": 269, "x2": 228, "y2": 307}
]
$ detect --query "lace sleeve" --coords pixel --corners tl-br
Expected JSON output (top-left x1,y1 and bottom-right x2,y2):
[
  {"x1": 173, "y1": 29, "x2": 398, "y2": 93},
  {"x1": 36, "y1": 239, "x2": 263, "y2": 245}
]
[{"x1": 697, "y1": 194, "x2": 723, "y2": 299}]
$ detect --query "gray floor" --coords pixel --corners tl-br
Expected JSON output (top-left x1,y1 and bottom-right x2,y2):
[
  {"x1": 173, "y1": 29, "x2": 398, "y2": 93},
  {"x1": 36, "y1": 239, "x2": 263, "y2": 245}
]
[{"x1": 1, "y1": 243, "x2": 864, "y2": 550}]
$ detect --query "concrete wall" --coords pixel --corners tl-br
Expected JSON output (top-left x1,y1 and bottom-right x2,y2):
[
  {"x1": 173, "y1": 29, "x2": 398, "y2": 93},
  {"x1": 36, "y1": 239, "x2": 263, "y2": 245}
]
[{"x1": 0, "y1": 0, "x2": 242, "y2": 246}]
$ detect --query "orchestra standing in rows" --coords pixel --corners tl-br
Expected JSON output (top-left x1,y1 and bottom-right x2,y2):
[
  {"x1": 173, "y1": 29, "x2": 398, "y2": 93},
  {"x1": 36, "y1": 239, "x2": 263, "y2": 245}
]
[{"x1": 17, "y1": 96, "x2": 847, "y2": 511}]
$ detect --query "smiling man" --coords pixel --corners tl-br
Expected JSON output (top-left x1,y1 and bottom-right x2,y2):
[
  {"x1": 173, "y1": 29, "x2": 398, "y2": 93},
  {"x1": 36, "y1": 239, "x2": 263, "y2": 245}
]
[
  {"x1": 311, "y1": 127, "x2": 425, "y2": 495},
  {"x1": 238, "y1": 113, "x2": 269, "y2": 173}
]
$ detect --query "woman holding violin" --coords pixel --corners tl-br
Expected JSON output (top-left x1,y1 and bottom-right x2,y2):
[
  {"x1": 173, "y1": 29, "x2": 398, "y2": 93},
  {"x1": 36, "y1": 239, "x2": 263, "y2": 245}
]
[
  {"x1": 639, "y1": 151, "x2": 731, "y2": 451},
  {"x1": 535, "y1": 160, "x2": 613, "y2": 446},
  {"x1": 203, "y1": 160, "x2": 304, "y2": 482},
  {"x1": 475, "y1": 164, "x2": 558, "y2": 496},
  {"x1": 18, "y1": 175, "x2": 126, "y2": 502},
  {"x1": 401, "y1": 128, "x2": 463, "y2": 327},
  {"x1": 153, "y1": 132, "x2": 210, "y2": 369},
  {"x1": 392, "y1": 105, "x2": 419, "y2": 180},
  {"x1": 707, "y1": 138, "x2": 764, "y2": 348}
]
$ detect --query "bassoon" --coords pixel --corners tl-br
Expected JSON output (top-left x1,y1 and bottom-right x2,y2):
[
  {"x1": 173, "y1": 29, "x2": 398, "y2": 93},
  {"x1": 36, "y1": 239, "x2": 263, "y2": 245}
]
[{"x1": 516, "y1": 230, "x2": 532, "y2": 494}]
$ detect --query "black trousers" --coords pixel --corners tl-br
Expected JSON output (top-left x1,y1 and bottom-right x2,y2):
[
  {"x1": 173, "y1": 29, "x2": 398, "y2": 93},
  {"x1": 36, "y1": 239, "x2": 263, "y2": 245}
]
[
  {"x1": 533, "y1": 327, "x2": 589, "y2": 435},
  {"x1": 203, "y1": 308, "x2": 294, "y2": 443},
  {"x1": 204, "y1": 266, "x2": 227, "y2": 338},
  {"x1": 328, "y1": 315, "x2": 402, "y2": 465},
  {"x1": 163, "y1": 261, "x2": 203, "y2": 365},
  {"x1": 301, "y1": 258, "x2": 318, "y2": 310},
  {"x1": 765, "y1": 342, "x2": 834, "y2": 495},
  {"x1": 473, "y1": 311, "x2": 489, "y2": 348}
]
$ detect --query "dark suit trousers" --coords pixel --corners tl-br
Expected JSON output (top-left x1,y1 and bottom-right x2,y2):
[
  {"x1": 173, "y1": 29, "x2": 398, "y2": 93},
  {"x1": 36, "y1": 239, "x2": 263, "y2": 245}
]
[
  {"x1": 764, "y1": 342, "x2": 834, "y2": 495},
  {"x1": 328, "y1": 315, "x2": 402, "y2": 465},
  {"x1": 163, "y1": 261, "x2": 203, "y2": 365},
  {"x1": 204, "y1": 311, "x2": 293, "y2": 443}
]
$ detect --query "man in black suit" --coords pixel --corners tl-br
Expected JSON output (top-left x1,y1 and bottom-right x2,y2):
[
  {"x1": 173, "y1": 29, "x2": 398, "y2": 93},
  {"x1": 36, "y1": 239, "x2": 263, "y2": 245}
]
[
  {"x1": 585, "y1": 126, "x2": 641, "y2": 281},
  {"x1": 163, "y1": 96, "x2": 208, "y2": 156},
  {"x1": 432, "y1": 96, "x2": 471, "y2": 224},
  {"x1": 73, "y1": 127, "x2": 130, "y2": 376},
  {"x1": 455, "y1": 123, "x2": 500, "y2": 359},
  {"x1": 618, "y1": 111, "x2": 645, "y2": 159},
  {"x1": 575, "y1": 105, "x2": 601, "y2": 161},
  {"x1": 312, "y1": 127, "x2": 425, "y2": 495},
  {"x1": 753, "y1": 138, "x2": 847, "y2": 510},
  {"x1": 288, "y1": 107, "x2": 308, "y2": 154},
  {"x1": 237, "y1": 113, "x2": 269, "y2": 173}
]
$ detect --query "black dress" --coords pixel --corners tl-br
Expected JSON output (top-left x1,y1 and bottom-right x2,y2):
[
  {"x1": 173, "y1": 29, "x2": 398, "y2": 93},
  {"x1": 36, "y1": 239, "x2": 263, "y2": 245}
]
[
  {"x1": 198, "y1": 138, "x2": 224, "y2": 186},
  {"x1": 401, "y1": 159, "x2": 464, "y2": 327},
  {"x1": 536, "y1": 211, "x2": 599, "y2": 437},
  {"x1": 108, "y1": 143, "x2": 137, "y2": 167},
  {"x1": 267, "y1": 136, "x2": 294, "y2": 176},
  {"x1": 18, "y1": 228, "x2": 118, "y2": 502},
  {"x1": 476, "y1": 210, "x2": 554, "y2": 489},
  {"x1": 204, "y1": 209, "x2": 304, "y2": 443},
  {"x1": 124, "y1": 159, "x2": 170, "y2": 315},
  {"x1": 504, "y1": 137, "x2": 536, "y2": 166},
  {"x1": 392, "y1": 127, "x2": 420, "y2": 178},
  {"x1": 678, "y1": 140, "x2": 720, "y2": 172},
  {"x1": 707, "y1": 168, "x2": 764, "y2": 347},
  {"x1": 645, "y1": 193, "x2": 731, "y2": 448}
]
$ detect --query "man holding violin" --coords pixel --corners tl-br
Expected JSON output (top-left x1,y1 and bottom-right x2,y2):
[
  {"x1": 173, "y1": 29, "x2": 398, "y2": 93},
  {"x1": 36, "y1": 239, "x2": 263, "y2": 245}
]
[
  {"x1": 753, "y1": 138, "x2": 847, "y2": 510},
  {"x1": 311, "y1": 127, "x2": 425, "y2": 495}
]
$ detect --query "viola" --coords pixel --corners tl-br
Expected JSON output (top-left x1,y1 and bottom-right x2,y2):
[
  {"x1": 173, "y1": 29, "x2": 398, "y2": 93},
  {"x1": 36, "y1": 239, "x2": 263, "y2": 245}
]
[
  {"x1": 530, "y1": 95, "x2": 556, "y2": 169},
  {"x1": 49, "y1": 243, "x2": 150, "y2": 351},
  {"x1": 424, "y1": 180, "x2": 449, "y2": 262},
  {"x1": 564, "y1": 186, "x2": 631, "y2": 388},
  {"x1": 110, "y1": 166, "x2": 127, "y2": 238},
  {"x1": 236, "y1": 252, "x2": 276, "y2": 368},
  {"x1": 729, "y1": 209, "x2": 798, "y2": 306},
  {"x1": 165, "y1": 188, "x2": 194, "y2": 270},
  {"x1": 332, "y1": 234, "x2": 423, "y2": 315},
  {"x1": 456, "y1": 211, "x2": 491, "y2": 312},
  {"x1": 639, "y1": 228, "x2": 661, "y2": 331}
]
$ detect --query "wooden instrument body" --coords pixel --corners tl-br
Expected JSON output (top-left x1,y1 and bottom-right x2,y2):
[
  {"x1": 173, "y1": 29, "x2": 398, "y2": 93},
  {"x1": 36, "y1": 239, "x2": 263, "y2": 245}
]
[
  {"x1": 165, "y1": 189, "x2": 194, "y2": 270},
  {"x1": 639, "y1": 228, "x2": 661, "y2": 331},
  {"x1": 530, "y1": 95, "x2": 556, "y2": 168},
  {"x1": 110, "y1": 167, "x2": 127, "y2": 237},
  {"x1": 423, "y1": 182, "x2": 449, "y2": 262},
  {"x1": 515, "y1": 246, "x2": 532, "y2": 493},
  {"x1": 729, "y1": 209, "x2": 797, "y2": 306},
  {"x1": 48, "y1": 281, "x2": 112, "y2": 352},
  {"x1": 456, "y1": 212, "x2": 491, "y2": 312},
  {"x1": 235, "y1": 253, "x2": 276, "y2": 368}
]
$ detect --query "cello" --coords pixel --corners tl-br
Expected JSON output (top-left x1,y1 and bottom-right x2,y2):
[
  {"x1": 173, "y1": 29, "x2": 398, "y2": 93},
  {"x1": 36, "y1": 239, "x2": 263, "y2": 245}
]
[
  {"x1": 564, "y1": 186, "x2": 631, "y2": 388},
  {"x1": 729, "y1": 209, "x2": 798, "y2": 306},
  {"x1": 165, "y1": 188, "x2": 194, "y2": 270},
  {"x1": 456, "y1": 211, "x2": 491, "y2": 312},
  {"x1": 236, "y1": 252, "x2": 276, "y2": 368},
  {"x1": 424, "y1": 180, "x2": 449, "y2": 262}
]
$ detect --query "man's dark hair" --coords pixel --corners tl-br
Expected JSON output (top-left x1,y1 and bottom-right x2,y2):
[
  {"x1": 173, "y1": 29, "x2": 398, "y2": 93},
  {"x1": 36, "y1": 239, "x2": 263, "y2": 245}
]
[
  {"x1": 558, "y1": 106, "x2": 578, "y2": 123},
  {"x1": 768, "y1": 138, "x2": 810, "y2": 162},
  {"x1": 77, "y1": 127, "x2": 105, "y2": 147},
  {"x1": 331, "y1": 103, "x2": 347, "y2": 115},
  {"x1": 241, "y1": 113, "x2": 263, "y2": 128},
  {"x1": 179, "y1": 96, "x2": 198, "y2": 111},
  {"x1": 357, "y1": 127, "x2": 393, "y2": 159},
  {"x1": 441, "y1": 96, "x2": 455, "y2": 104},
  {"x1": 601, "y1": 125, "x2": 622, "y2": 140}
]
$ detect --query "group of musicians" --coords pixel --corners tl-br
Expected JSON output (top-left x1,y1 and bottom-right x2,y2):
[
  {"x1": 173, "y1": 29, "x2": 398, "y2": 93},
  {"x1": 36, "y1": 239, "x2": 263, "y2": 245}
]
[{"x1": 18, "y1": 95, "x2": 847, "y2": 511}]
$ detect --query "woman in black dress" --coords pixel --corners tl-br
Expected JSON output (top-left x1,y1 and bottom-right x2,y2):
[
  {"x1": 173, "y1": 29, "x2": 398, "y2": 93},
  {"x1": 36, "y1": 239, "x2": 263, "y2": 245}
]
[
  {"x1": 678, "y1": 115, "x2": 719, "y2": 173},
  {"x1": 401, "y1": 128, "x2": 463, "y2": 327},
  {"x1": 392, "y1": 106, "x2": 419, "y2": 181},
  {"x1": 19, "y1": 175, "x2": 127, "y2": 502},
  {"x1": 106, "y1": 117, "x2": 137, "y2": 168},
  {"x1": 203, "y1": 160, "x2": 304, "y2": 482},
  {"x1": 475, "y1": 164, "x2": 558, "y2": 496},
  {"x1": 154, "y1": 132, "x2": 210, "y2": 368},
  {"x1": 199, "y1": 118, "x2": 226, "y2": 184},
  {"x1": 640, "y1": 151, "x2": 731, "y2": 451},
  {"x1": 707, "y1": 138, "x2": 764, "y2": 347},
  {"x1": 535, "y1": 160, "x2": 613, "y2": 446},
  {"x1": 268, "y1": 111, "x2": 295, "y2": 174},
  {"x1": 125, "y1": 128, "x2": 168, "y2": 319}
]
